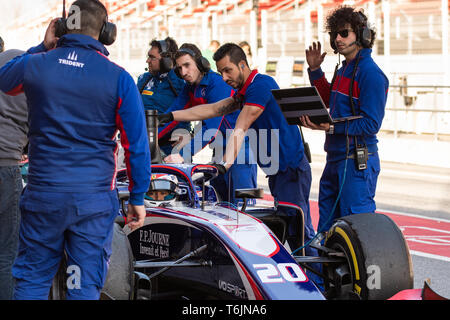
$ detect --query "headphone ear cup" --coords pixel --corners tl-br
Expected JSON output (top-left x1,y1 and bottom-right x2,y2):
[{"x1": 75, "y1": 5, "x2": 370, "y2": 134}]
[
  {"x1": 99, "y1": 22, "x2": 117, "y2": 45},
  {"x1": 55, "y1": 18, "x2": 67, "y2": 38},
  {"x1": 159, "y1": 56, "x2": 174, "y2": 74},
  {"x1": 174, "y1": 66, "x2": 182, "y2": 79},
  {"x1": 356, "y1": 11, "x2": 372, "y2": 48},
  {"x1": 360, "y1": 25, "x2": 372, "y2": 48},
  {"x1": 197, "y1": 57, "x2": 211, "y2": 73}
]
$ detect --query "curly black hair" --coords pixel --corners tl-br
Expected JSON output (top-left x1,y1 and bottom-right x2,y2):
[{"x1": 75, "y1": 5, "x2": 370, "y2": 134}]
[{"x1": 326, "y1": 6, "x2": 376, "y2": 48}]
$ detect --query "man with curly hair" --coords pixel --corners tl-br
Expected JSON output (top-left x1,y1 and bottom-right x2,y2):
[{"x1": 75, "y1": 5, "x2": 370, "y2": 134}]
[{"x1": 302, "y1": 6, "x2": 388, "y2": 231}]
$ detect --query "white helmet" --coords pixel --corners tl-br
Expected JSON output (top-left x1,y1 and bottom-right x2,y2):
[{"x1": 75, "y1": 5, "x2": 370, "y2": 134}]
[{"x1": 144, "y1": 174, "x2": 179, "y2": 207}]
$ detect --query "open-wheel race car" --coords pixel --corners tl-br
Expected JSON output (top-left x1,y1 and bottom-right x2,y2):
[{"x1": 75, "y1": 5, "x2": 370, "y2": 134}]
[{"x1": 49, "y1": 111, "x2": 444, "y2": 301}]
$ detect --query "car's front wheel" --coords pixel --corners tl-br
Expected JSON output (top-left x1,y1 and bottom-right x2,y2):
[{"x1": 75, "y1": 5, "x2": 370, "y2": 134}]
[{"x1": 323, "y1": 213, "x2": 414, "y2": 300}]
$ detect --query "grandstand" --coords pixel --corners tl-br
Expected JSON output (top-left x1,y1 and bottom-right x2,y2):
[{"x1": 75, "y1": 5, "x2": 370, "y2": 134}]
[{"x1": 1, "y1": 0, "x2": 449, "y2": 136}]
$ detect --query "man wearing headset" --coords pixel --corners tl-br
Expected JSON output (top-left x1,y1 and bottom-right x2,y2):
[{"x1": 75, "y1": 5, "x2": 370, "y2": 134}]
[
  {"x1": 137, "y1": 37, "x2": 187, "y2": 156},
  {"x1": 158, "y1": 43, "x2": 318, "y2": 269},
  {"x1": 160, "y1": 43, "x2": 257, "y2": 206},
  {"x1": 0, "y1": 0, "x2": 151, "y2": 299},
  {"x1": 302, "y1": 6, "x2": 388, "y2": 232}
]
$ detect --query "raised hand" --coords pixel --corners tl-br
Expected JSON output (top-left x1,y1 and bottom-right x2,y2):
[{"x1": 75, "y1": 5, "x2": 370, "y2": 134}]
[
  {"x1": 44, "y1": 18, "x2": 60, "y2": 50},
  {"x1": 305, "y1": 42, "x2": 327, "y2": 71}
]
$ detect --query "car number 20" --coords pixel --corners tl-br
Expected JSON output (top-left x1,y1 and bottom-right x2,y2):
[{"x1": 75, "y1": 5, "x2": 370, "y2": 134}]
[{"x1": 253, "y1": 263, "x2": 307, "y2": 283}]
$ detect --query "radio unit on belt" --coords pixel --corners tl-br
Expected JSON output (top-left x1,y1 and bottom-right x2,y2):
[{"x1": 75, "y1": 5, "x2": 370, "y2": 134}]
[{"x1": 355, "y1": 144, "x2": 368, "y2": 171}]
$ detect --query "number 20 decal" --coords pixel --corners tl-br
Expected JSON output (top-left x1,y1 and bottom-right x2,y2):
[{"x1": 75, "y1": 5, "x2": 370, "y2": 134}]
[{"x1": 253, "y1": 263, "x2": 307, "y2": 283}]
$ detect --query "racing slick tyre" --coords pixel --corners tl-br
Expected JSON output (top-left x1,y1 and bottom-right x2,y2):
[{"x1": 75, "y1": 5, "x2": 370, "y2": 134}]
[
  {"x1": 49, "y1": 221, "x2": 134, "y2": 300},
  {"x1": 101, "y1": 221, "x2": 135, "y2": 300},
  {"x1": 323, "y1": 213, "x2": 413, "y2": 300}
]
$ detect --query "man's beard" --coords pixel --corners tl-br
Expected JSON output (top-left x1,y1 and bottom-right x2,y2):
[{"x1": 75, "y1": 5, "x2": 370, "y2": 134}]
[{"x1": 235, "y1": 71, "x2": 245, "y2": 90}]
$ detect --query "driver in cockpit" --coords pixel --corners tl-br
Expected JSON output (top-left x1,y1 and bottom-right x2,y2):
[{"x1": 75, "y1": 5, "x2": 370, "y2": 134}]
[{"x1": 144, "y1": 174, "x2": 180, "y2": 207}]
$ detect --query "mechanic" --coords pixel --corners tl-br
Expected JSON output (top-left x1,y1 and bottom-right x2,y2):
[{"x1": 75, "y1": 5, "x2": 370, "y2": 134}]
[
  {"x1": 0, "y1": 0, "x2": 151, "y2": 300},
  {"x1": 302, "y1": 6, "x2": 388, "y2": 231},
  {"x1": 160, "y1": 43, "x2": 257, "y2": 206},
  {"x1": 137, "y1": 37, "x2": 187, "y2": 156},
  {"x1": 158, "y1": 43, "x2": 317, "y2": 262},
  {"x1": 0, "y1": 48, "x2": 28, "y2": 300}
]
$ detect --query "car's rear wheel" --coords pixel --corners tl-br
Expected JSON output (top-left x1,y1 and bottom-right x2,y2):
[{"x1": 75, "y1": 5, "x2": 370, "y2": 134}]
[{"x1": 323, "y1": 213, "x2": 414, "y2": 300}]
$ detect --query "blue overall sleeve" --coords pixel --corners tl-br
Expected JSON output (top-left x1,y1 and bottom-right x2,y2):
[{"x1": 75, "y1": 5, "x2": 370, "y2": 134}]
[
  {"x1": 0, "y1": 42, "x2": 47, "y2": 95},
  {"x1": 115, "y1": 71, "x2": 151, "y2": 205}
]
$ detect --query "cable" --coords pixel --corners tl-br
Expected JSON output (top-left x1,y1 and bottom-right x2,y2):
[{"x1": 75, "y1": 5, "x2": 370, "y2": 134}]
[{"x1": 291, "y1": 120, "x2": 350, "y2": 255}]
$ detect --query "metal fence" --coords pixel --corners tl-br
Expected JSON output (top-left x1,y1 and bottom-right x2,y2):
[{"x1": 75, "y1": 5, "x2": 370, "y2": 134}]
[{"x1": 383, "y1": 85, "x2": 450, "y2": 140}]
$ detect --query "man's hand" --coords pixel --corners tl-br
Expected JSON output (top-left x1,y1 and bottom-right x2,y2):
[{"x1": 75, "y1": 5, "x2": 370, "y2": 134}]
[
  {"x1": 305, "y1": 42, "x2": 327, "y2": 71},
  {"x1": 158, "y1": 112, "x2": 174, "y2": 126},
  {"x1": 300, "y1": 115, "x2": 330, "y2": 132},
  {"x1": 164, "y1": 153, "x2": 184, "y2": 163},
  {"x1": 44, "y1": 18, "x2": 60, "y2": 50},
  {"x1": 126, "y1": 204, "x2": 146, "y2": 231}
]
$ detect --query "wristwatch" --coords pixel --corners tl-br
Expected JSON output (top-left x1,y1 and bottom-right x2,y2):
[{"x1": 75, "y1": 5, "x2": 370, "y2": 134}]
[{"x1": 327, "y1": 124, "x2": 334, "y2": 135}]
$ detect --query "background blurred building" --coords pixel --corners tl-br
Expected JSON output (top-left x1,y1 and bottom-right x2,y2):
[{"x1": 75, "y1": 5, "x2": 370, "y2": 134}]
[{"x1": 1, "y1": 0, "x2": 449, "y2": 137}]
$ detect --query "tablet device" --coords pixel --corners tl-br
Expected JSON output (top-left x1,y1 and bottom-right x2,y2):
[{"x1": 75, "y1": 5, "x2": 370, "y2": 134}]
[{"x1": 271, "y1": 86, "x2": 361, "y2": 125}]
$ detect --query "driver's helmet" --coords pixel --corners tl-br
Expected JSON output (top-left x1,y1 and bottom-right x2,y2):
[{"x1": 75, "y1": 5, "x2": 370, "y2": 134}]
[{"x1": 144, "y1": 174, "x2": 179, "y2": 207}]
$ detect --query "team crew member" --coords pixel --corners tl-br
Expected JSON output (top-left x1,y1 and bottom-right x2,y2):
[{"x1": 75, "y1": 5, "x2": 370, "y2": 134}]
[
  {"x1": 0, "y1": 48, "x2": 28, "y2": 300},
  {"x1": 302, "y1": 6, "x2": 388, "y2": 231},
  {"x1": 137, "y1": 37, "x2": 187, "y2": 156},
  {"x1": 0, "y1": 0, "x2": 151, "y2": 300},
  {"x1": 158, "y1": 43, "x2": 316, "y2": 259},
  {"x1": 160, "y1": 43, "x2": 257, "y2": 205}
]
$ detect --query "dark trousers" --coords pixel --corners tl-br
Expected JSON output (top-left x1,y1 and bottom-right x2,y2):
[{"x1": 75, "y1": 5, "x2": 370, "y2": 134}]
[{"x1": 0, "y1": 165, "x2": 22, "y2": 300}]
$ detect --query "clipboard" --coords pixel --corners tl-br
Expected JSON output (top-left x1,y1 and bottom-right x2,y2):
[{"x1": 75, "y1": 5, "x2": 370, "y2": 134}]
[{"x1": 271, "y1": 86, "x2": 362, "y2": 125}]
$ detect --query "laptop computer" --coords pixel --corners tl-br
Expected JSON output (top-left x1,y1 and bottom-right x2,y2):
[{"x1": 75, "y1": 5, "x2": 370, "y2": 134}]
[{"x1": 271, "y1": 86, "x2": 362, "y2": 125}]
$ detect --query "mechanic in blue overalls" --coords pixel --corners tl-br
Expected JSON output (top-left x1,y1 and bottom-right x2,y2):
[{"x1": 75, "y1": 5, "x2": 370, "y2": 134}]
[
  {"x1": 0, "y1": 0, "x2": 151, "y2": 299},
  {"x1": 302, "y1": 7, "x2": 388, "y2": 232},
  {"x1": 160, "y1": 43, "x2": 257, "y2": 206},
  {"x1": 136, "y1": 37, "x2": 187, "y2": 156},
  {"x1": 158, "y1": 43, "x2": 318, "y2": 263}
]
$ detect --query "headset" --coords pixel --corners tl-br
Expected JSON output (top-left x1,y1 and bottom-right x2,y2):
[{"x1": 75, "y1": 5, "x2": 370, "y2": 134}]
[
  {"x1": 174, "y1": 47, "x2": 211, "y2": 78},
  {"x1": 330, "y1": 10, "x2": 372, "y2": 53},
  {"x1": 157, "y1": 40, "x2": 174, "y2": 74},
  {"x1": 55, "y1": 0, "x2": 117, "y2": 46}
]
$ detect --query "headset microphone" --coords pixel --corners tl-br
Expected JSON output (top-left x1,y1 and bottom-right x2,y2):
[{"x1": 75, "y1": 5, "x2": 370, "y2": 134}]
[{"x1": 333, "y1": 41, "x2": 357, "y2": 54}]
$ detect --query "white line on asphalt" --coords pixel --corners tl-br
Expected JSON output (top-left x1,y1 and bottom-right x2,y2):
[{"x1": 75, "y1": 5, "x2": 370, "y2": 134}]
[
  {"x1": 410, "y1": 250, "x2": 450, "y2": 262},
  {"x1": 380, "y1": 168, "x2": 450, "y2": 182},
  {"x1": 376, "y1": 207, "x2": 450, "y2": 223}
]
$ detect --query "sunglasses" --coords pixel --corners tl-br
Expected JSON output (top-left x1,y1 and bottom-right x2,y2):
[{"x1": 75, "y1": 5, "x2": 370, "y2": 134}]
[{"x1": 329, "y1": 29, "x2": 352, "y2": 39}]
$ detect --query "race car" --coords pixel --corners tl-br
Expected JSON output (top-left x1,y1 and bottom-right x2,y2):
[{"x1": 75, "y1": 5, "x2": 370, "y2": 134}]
[{"x1": 48, "y1": 110, "x2": 442, "y2": 300}]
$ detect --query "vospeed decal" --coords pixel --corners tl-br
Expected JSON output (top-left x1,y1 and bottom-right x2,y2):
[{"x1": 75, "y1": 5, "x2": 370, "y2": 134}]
[{"x1": 253, "y1": 263, "x2": 307, "y2": 283}]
